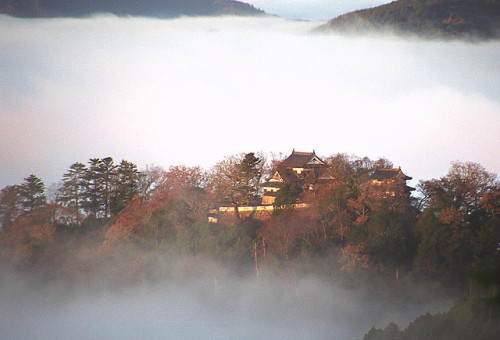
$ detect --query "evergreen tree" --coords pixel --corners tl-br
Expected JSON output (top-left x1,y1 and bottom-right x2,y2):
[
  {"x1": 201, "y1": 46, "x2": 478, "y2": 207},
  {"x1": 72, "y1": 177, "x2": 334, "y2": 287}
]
[
  {"x1": 83, "y1": 158, "x2": 105, "y2": 218},
  {"x1": 273, "y1": 183, "x2": 303, "y2": 209},
  {"x1": 112, "y1": 159, "x2": 140, "y2": 214},
  {"x1": 100, "y1": 157, "x2": 117, "y2": 218},
  {"x1": 17, "y1": 174, "x2": 46, "y2": 214},
  {"x1": 0, "y1": 185, "x2": 21, "y2": 229},
  {"x1": 58, "y1": 162, "x2": 87, "y2": 218},
  {"x1": 234, "y1": 152, "x2": 262, "y2": 205}
]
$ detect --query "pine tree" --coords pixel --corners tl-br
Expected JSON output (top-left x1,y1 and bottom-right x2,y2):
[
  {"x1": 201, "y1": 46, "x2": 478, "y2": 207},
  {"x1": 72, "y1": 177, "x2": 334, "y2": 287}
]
[
  {"x1": 17, "y1": 174, "x2": 46, "y2": 214},
  {"x1": 58, "y1": 162, "x2": 87, "y2": 219},
  {"x1": 100, "y1": 157, "x2": 117, "y2": 218},
  {"x1": 0, "y1": 185, "x2": 21, "y2": 229},
  {"x1": 112, "y1": 160, "x2": 140, "y2": 214},
  {"x1": 83, "y1": 158, "x2": 105, "y2": 218}
]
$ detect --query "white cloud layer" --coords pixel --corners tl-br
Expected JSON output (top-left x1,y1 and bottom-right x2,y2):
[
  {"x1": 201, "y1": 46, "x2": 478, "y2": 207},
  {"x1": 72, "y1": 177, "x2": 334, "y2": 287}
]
[{"x1": 1, "y1": 15, "x2": 499, "y2": 188}]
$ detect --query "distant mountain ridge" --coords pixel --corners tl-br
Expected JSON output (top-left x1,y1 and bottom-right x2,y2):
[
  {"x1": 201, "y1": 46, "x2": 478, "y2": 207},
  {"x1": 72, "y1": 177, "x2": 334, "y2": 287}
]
[
  {"x1": 0, "y1": 0, "x2": 265, "y2": 18},
  {"x1": 318, "y1": 0, "x2": 500, "y2": 40}
]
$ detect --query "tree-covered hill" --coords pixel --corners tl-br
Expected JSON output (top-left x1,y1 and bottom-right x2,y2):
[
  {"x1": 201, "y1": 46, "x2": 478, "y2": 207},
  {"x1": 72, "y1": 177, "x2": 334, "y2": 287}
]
[
  {"x1": 363, "y1": 296, "x2": 500, "y2": 340},
  {"x1": 0, "y1": 0, "x2": 265, "y2": 18},
  {"x1": 317, "y1": 0, "x2": 500, "y2": 40},
  {"x1": 0, "y1": 152, "x2": 498, "y2": 337}
]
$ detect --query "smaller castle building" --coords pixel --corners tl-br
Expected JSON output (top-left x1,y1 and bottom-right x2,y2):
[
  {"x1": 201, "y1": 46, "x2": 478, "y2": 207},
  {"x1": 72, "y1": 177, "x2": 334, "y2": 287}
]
[{"x1": 368, "y1": 167, "x2": 415, "y2": 197}]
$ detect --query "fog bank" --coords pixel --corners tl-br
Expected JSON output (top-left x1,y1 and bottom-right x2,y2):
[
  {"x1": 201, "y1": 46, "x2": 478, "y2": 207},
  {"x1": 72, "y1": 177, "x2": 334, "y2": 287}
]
[
  {"x1": 1, "y1": 15, "x2": 499, "y2": 189},
  {"x1": 0, "y1": 263, "x2": 451, "y2": 339}
]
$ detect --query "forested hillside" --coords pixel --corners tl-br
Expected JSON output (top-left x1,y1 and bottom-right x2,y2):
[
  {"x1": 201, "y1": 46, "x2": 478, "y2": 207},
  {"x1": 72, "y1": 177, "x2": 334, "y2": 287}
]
[
  {"x1": 0, "y1": 0, "x2": 264, "y2": 18},
  {"x1": 318, "y1": 0, "x2": 500, "y2": 40},
  {"x1": 364, "y1": 295, "x2": 500, "y2": 339},
  {"x1": 0, "y1": 152, "x2": 499, "y2": 337}
]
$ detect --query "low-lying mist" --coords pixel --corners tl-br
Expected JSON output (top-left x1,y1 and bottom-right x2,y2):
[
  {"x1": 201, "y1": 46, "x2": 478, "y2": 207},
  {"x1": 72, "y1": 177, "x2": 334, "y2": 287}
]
[{"x1": 0, "y1": 256, "x2": 451, "y2": 340}]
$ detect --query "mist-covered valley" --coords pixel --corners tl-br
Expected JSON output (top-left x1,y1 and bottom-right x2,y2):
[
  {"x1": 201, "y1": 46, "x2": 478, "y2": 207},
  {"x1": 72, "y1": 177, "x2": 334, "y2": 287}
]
[{"x1": 1, "y1": 255, "x2": 454, "y2": 340}]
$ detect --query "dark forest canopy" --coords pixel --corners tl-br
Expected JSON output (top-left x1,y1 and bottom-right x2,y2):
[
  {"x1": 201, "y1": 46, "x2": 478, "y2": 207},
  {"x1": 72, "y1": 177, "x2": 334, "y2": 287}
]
[
  {"x1": 317, "y1": 0, "x2": 500, "y2": 40},
  {"x1": 0, "y1": 152, "x2": 498, "y2": 338},
  {"x1": 0, "y1": 0, "x2": 265, "y2": 18}
]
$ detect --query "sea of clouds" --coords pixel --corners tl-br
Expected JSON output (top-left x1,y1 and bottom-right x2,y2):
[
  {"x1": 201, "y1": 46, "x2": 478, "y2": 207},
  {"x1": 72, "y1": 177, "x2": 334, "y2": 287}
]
[{"x1": 1, "y1": 14, "x2": 499, "y2": 189}]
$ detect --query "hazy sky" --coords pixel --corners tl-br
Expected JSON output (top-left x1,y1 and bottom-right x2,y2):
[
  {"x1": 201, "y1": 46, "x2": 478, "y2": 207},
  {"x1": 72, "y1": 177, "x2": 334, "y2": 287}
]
[
  {"x1": 245, "y1": 0, "x2": 392, "y2": 20},
  {"x1": 1, "y1": 14, "x2": 499, "y2": 190}
]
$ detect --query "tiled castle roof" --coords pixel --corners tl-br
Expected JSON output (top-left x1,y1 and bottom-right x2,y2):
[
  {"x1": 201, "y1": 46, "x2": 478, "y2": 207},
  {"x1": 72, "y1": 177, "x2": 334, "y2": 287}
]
[
  {"x1": 369, "y1": 168, "x2": 412, "y2": 181},
  {"x1": 278, "y1": 150, "x2": 327, "y2": 169}
]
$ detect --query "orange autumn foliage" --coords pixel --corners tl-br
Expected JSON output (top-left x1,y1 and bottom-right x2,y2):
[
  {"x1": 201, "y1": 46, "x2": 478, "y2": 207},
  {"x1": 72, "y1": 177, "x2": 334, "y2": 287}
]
[
  {"x1": 340, "y1": 243, "x2": 370, "y2": 272},
  {"x1": 0, "y1": 207, "x2": 56, "y2": 267},
  {"x1": 103, "y1": 186, "x2": 176, "y2": 251}
]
